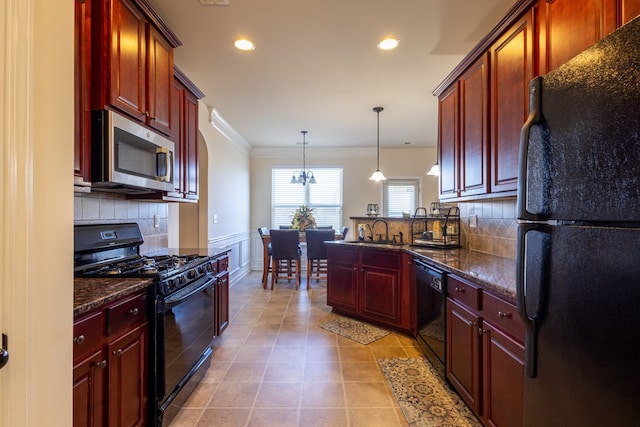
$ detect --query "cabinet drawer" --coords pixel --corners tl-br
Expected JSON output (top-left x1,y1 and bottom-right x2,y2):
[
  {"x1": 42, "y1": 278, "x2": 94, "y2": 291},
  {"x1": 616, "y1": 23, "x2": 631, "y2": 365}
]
[
  {"x1": 482, "y1": 292, "x2": 524, "y2": 341},
  {"x1": 73, "y1": 310, "x2": 104, "y2": 360},
  {"x1": 361, "y1": 250, "x2": 400, "y2": 270},
  {"x1": 447, "y1": 275, "x2": 481, "y2": 310},
  {"x1": 327, "y1": 246, "x2": 358, "y2": 265},
  {"x1": 217, "y1": 256, "x2": 229, "y2": 273},
  {"x1": 107, "y1": 293, "x2": 148, "y2": 337}
]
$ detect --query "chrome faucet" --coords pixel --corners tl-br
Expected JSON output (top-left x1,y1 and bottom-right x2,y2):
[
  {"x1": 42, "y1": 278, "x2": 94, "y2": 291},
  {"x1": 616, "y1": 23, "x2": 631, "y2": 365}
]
[{"x1": 371, "y1": 219, "x2": 389, "y2": 242}]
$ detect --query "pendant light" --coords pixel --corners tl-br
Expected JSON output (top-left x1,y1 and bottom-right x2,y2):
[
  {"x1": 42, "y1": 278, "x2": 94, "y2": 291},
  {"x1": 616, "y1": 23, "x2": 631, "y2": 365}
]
[
  {"x1": 369, "y1": 106, "x2": 387, "y2": 181},
  {"x1": 427, "y1": 138, "x2": 440, "y2": 176},
  {"x1": 290, "y1": 130, "x2": 316, "y2": 186}
]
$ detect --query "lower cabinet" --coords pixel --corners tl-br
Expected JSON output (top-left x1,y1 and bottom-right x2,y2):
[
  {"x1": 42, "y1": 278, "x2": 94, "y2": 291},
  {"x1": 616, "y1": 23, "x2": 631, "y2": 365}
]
[
  {"x1": 215, "y1": 271, "x2": 229, "y2": 336},
  {"x1": 327, "y1": 244, "x2": 412, "y2": 333},
  {"x1": 446, "y1": 274, "x2": 524, "y2": 427},
  {"x1": 212, "y1": 252, "x2": 230, "y2": 337},
  {"x1": 73, "y1": 289, "x2": 149, "y2": 427}
]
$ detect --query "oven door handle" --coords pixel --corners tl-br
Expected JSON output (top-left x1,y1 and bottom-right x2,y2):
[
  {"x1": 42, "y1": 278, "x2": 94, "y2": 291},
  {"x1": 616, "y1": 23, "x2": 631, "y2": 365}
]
[{"x1": 165, "y1": 276, "x2": 215, "y2": 309}]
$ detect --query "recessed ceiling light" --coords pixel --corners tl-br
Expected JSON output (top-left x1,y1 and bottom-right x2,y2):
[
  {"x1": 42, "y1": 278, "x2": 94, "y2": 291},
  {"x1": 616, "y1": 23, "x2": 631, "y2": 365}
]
[
  {"x1": 234, "y1": 39, "x2": 255, "y2": 51},
  {"x1": 378, "y1": 38, "x2": 399, "y2": 50}
]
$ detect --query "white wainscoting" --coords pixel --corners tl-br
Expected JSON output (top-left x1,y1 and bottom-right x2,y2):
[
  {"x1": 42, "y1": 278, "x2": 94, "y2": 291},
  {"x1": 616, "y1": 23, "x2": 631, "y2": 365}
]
[{"x1": 209, "y1": 230, "x2": 252, "y2": 285}]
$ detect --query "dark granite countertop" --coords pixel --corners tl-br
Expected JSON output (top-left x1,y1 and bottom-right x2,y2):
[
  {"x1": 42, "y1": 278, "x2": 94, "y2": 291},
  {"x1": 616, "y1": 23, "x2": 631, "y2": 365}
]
[
  {"x1": 326, "y1": 241, "x2": 516, "y2": 301},
  {"x1": 74, "y1": 278, "x2": 153, "y2": 317}
]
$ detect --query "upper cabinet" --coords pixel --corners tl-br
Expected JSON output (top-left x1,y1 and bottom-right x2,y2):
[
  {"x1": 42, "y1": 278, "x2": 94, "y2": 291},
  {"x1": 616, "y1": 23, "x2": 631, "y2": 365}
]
[
  {"x1": 75, "y1": 0, "x2": 206, "y2": 201},
  {"x1": 489, "y1": 10, "x2": 534, "y2": 194},
  {"x1": 92, "y1": 0, "x2": 181, "y2": 137},
  {"x1": 433, "y1": 0, "x2": 640, "y2": 201},
  {"x1": 537, "y1": 0, "x2": 617, "y2": 74},
  {"x1": 165, "y1": 67, "x2": 205, "y2": 202},
  {"x1": 438, "y1": 54, "x2": 490, "y2": 200}
]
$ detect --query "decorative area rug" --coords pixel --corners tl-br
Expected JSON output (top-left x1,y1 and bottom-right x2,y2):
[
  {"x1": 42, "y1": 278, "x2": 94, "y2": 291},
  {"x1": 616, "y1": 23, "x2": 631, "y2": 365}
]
[
  {"x1": 378, "y1": 357, "x2": 482, "y2": 427},
  {"x1": 318, "y1": 317, "x2": 390, "y2": 345}
]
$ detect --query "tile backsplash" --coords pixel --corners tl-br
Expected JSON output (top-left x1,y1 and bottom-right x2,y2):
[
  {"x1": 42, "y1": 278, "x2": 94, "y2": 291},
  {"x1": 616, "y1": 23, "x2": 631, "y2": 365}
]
[
  {"x1": 458, "y1": 199, "x2": 517, "y2": 259},
  {"x1": 74, "y1": 192, "x2": 169, "y2": 254}
]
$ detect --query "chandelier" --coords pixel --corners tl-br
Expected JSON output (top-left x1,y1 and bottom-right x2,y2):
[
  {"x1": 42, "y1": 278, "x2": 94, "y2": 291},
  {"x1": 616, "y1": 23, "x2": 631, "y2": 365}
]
[{"x1": 290, "y1": 130, "x2": 316, "y2": 186}]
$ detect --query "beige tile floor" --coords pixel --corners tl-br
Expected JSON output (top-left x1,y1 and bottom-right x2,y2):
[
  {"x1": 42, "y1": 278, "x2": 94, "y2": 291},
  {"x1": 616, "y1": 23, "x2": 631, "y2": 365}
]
[{"x1": 169, "y1": 271, "x2": 428, "y2": 427}]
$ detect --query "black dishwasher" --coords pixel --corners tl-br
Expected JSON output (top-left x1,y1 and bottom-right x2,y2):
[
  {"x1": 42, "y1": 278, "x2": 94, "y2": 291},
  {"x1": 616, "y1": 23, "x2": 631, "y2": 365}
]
[{"x1": 415, "y1": 259, "x2": 446, "y2": 367}]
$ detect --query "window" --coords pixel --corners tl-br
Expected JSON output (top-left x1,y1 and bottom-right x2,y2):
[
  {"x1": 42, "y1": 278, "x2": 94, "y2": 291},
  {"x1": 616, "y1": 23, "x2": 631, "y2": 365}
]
[
  {"x1": 272, "y1": 167, "x2": 343, "y2": 229},
  {"x1": 383, "y1": 178, "x2": 420, "y2": 217}
]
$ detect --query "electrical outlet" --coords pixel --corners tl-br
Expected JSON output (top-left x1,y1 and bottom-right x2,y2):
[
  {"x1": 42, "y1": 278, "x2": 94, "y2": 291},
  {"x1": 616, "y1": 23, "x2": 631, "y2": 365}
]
[
  {"x1": 154, "y1": 214, "x2": 160, "y2": 228},
  {"x1": 213, "y1": 213, "x2": 218, "y2": 224},
  {"x1": 469, "y1": 214, "x2": 478, "y2": 228}
]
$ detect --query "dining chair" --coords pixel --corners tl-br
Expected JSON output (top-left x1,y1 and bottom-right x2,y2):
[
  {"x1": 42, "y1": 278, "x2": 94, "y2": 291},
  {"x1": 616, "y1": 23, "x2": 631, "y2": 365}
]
[
  {"x1": 269, "y1": 229, "x2": 302, "y2": 290},
  {"x1": 257, "y1": 227, "x2": 271, "y2": 289},
  {"x1": 305, "y1": 229, "x2": 335, "y2": 286},
  {"x1": 317, "y1": 225, "x2": 333, "y2": 229},
  {"x1": 279, "y1": 225, "x2": 292, "y2": 229},
  {"x1": 340, "y1": 226, "x2": 349, "y2": 240}
]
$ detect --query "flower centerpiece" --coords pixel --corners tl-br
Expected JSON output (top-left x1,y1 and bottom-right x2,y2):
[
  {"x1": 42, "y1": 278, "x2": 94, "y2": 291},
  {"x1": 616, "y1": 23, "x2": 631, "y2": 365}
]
[{"x1": 291, "y1": 205, "x2": 317, "y2": 231}]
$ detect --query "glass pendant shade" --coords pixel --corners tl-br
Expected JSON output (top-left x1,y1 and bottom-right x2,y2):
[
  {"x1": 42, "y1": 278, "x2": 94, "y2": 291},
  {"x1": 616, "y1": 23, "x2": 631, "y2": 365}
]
[
  {"x1": 427, "y1": 162, "x2": 440, "y2": 176},
  {"x1": 369, "y1": 170, "x2": 387, "y2": 181},
  {"x1": 369, "y1": 106, "x2": 387, "y2": 182}
]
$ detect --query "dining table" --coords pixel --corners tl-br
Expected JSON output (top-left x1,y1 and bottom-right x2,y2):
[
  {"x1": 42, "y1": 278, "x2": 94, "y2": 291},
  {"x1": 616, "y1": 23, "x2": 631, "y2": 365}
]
[{"x1": 260, "y1": 229, "x2": 343, "y2": 288}]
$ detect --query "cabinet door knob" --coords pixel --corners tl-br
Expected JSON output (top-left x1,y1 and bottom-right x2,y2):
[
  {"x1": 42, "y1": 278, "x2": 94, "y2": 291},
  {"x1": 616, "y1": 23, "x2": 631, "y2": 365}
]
[
  {"x1": 468, "y1": 321, "x2": 477, "y2": 327},
  {"x1": 498, "y1": 311, "x2": 511, "y2": 319},
  {"x1": 94, "y1": 360, "x2": 107, "y2": 369},
  {"x1": 74, "y1": 335, "x2": 85, "y2": 345},
  {"x1": 479, "y1": 327, "x2": 489, "y2": 335},
  {"x1": 455, "y1": 287, "x2": 465, "y2": 293},
  {"x1": 114, "y1": 349, "x2": 123, "y2": 357},
  {"x1": 129, "y1": 307, "x2": 139, "y2": 316}
]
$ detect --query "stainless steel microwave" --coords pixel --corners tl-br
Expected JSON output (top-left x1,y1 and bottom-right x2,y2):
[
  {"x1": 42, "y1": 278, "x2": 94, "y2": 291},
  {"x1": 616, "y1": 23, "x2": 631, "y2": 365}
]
[{"x1": 91, "y1": 109, "x2": 174, "y2": 194}]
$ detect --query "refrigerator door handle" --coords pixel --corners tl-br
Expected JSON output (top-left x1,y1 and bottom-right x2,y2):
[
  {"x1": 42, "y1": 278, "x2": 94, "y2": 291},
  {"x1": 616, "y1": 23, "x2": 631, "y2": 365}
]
[
  {"x1": 517, "y1": 77, "x2": 542, "y2": 221},
  {"x1": 516, "y1": 222, "x2": 549, "y2": 378}
]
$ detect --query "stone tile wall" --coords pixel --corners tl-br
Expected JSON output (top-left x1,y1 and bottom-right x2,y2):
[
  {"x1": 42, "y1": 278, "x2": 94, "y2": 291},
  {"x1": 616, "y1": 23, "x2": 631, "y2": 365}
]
[
  {"x1": 74, "y1": 192, "x2": 169, "y2": 254},
  {"x1": 458, "y1": 199, "x2": 517, "y2": 259}
]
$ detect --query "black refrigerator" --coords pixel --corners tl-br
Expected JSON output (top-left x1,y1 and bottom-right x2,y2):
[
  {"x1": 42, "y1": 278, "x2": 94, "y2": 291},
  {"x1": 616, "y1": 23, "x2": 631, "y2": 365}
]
[{"x1": 517, "y1": 16, "x2": 640, "y2": 427}]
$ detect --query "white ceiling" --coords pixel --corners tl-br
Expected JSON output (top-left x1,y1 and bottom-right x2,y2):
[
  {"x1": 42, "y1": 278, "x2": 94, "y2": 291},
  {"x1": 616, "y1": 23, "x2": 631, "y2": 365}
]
[{"x1": 148, "y1": 0, "x2": 515, "y2": 149}]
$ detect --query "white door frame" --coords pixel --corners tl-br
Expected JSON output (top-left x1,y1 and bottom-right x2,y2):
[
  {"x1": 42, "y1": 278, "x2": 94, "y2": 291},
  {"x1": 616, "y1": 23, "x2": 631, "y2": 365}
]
[{"x1": 1, "y1": 1, "x2": 74, "y2": 425}]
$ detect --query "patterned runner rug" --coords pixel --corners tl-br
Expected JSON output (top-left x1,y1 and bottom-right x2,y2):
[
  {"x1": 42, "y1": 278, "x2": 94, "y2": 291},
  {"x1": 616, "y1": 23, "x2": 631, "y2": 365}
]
[
  {"x1": 378, "y1": 357, "x2": 482, "y2": 427},
  {"x1": 318, "y1": 316, "x2": 389, "y2": 345}
]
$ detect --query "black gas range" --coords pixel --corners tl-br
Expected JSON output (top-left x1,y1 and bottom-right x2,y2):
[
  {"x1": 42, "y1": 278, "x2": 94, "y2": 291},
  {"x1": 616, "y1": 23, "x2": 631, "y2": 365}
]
[{"x1": 74, "y1": 223, "x2": 218, "y2": 426}]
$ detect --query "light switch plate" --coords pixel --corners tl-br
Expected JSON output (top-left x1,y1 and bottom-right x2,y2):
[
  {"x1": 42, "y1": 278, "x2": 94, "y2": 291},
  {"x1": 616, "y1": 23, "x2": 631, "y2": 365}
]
[
  {"x1": 154, "y1": 214, "x2": 160, "y2": 228},
  {"x1": 469, "y1": 214, "x2": 478, "y2": 228}
]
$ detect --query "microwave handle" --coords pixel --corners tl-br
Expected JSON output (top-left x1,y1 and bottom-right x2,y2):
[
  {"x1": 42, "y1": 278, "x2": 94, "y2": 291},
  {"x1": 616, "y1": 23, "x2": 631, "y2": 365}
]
[{"x1": 156, "y1": 147, "x2": 172, "y2": 182}]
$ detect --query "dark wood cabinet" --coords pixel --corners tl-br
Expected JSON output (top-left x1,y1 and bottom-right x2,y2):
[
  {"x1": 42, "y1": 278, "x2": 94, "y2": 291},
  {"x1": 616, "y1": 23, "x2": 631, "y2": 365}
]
[
  {"x1": 327, "y1": 246, "x2": 359, "y2": 312},
  {"x1": 621, "y1": 0, "x2": 640, "y2": 23},
  {"x1": 73, "y1": 349, "x2": 106, "y2": 427},
  {"x1": 93, "y1": 0, "x2": 180, "y2": 136},
  {"x1": 481, "y1": 320, "x2": 525, "y2": 427},
  {"x1": 438, "y1": 83, "x2": 459, "y2": 199},
  {"x1": 107, "y1": 324, "x2": 147, "y2": 427},
  {"x1": 460, "y1": 54, "x2": 490, "y2": 197},
  {"x1": 327, "y1": 245, "x2": 413, "y2": 333},
  {"x1": 445, "y1": 274, "x2": 524, "y2": 427},
  {"x1": 446, "y1": 298, "x2": 481, "y2": 413},
  {"x1": 359, "y1": 250, "x2": 404, "y2": 327},
  {"x1": 537, "y1": 0, "x2": 617, "y2": 75},
  {"x1": 165, "y1": 68, "x2": 204, "y2": 202},
  {"x1": 74, "y1": 0, "x2": 93, "y2": 188},
  {"x1": 147, "y1": 25, "x2": 174, "y2": 136},
  {"x1": 212, "y1": 252, "x2": 230, "y2": 337},
  {"x1": 435, "y1": 0, "x2": 639, "y2": 201},
  {"x1": 489, "y1": 10, "x2": 534, "y2": 195},
  {"x1": 73, "y1": 289, "x2": 149, "y2": 427}
]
